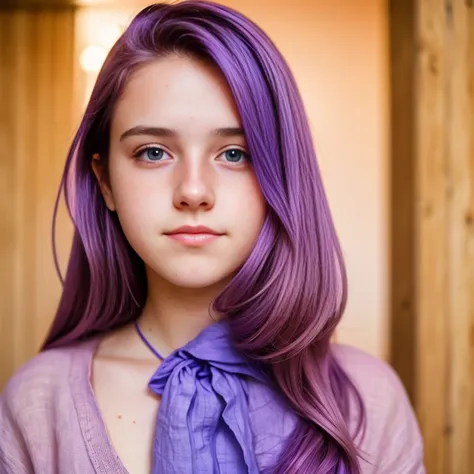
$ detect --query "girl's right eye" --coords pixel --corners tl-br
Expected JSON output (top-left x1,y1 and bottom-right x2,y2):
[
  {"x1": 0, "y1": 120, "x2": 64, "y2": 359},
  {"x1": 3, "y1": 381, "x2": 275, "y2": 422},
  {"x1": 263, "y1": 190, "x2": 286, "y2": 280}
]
[{"x1": 133, "y1": 146, "x2": 171, "y2": 163}]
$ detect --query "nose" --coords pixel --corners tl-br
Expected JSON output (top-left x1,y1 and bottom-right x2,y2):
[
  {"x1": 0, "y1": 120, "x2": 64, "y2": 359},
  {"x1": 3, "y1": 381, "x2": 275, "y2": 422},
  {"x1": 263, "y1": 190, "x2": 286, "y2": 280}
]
[{"x1": 172, "y1": 157, "x2": 215, "y2": 211}]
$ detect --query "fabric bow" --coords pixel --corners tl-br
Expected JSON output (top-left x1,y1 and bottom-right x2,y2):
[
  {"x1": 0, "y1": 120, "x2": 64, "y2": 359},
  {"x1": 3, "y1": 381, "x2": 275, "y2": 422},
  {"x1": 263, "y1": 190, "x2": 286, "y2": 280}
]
[{"x1": 148, "y1": 321, "x2": 268, "y2": 474}]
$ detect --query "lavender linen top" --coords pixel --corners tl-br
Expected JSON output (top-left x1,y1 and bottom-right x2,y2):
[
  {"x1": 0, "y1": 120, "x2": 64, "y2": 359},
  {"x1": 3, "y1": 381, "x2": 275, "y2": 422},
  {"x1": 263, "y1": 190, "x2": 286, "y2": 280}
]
[{"x1": 0, "y1": 322, "x2": 425, "y2": 473}]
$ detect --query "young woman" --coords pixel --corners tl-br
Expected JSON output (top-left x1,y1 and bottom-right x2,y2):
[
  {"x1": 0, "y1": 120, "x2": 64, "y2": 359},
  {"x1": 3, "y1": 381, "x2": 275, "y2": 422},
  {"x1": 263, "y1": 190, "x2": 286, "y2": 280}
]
[{"x1": 0, "y1": 1, "x2": 425, "y2": 473}]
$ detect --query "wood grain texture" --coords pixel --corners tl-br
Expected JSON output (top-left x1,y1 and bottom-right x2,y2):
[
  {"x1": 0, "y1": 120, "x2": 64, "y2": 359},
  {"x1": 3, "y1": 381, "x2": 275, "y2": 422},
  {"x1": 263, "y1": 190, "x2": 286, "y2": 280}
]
[
  {"x1": 391, "y1": 0, "x2": 474, "y2": 472},
  {"x1": 415, "y1": 0, "x2": 450, "y2": 470},
  {"x1": 0, "y1": 9, "x2": 75, "y2": 389},
  {"x1": 446, "y1": 1, "x2": 474, "y2": 470}
]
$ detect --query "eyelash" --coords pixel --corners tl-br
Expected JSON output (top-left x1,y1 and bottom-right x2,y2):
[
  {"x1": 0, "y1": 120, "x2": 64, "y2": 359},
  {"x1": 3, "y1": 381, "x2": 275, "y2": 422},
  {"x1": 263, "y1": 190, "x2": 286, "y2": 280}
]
[{"x1": 132, "y1": 146, "x2": 250, "y2": 165}]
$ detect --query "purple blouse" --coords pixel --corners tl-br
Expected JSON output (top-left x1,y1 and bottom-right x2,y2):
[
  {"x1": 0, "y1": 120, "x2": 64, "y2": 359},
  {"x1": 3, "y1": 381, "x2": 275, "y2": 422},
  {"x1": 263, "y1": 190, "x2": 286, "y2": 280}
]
[{"x1": 0, "y1": 321, "x2": 425, "y2": 473}]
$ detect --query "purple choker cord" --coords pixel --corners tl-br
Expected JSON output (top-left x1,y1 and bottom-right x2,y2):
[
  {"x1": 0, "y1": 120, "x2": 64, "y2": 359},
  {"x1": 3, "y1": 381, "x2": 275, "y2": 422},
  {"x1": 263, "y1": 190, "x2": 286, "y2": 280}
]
[{"x1": 133, "y1": 320, "x2": 165, "y2": 361}]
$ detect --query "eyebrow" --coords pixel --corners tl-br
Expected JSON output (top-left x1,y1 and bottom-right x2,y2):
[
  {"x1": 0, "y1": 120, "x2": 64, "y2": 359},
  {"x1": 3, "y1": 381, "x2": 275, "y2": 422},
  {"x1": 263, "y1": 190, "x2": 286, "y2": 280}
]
[{"x1": 119, "y1": 126, "x2": 245, "y2": 141}]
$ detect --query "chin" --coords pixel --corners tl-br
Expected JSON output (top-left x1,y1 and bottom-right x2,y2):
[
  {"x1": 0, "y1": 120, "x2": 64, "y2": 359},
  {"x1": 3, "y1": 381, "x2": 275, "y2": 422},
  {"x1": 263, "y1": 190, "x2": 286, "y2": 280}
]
[
  {"x1": 176, "y1": 280, "x2": 224, "y2": 290},
  {"x1": 154, "y1": 263, "x2": 236, "y2": 290},
  {"x1": 146, "y1": 254, "x2": 240, "y2": 290},
  {"x1": 166, "y1": 275, "x2": 231, "y2": 290}
]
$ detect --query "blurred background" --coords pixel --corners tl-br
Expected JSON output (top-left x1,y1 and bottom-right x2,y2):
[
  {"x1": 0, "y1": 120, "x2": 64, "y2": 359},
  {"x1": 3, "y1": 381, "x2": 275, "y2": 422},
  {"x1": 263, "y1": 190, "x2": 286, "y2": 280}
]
[{"x1": 0, "y1": 0, "x2": 472, "y2": 472}]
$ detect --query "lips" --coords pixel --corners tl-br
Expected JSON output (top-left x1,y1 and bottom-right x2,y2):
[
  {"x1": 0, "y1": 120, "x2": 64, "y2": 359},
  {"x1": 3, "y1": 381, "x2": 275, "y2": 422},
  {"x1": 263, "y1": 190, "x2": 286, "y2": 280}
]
[
  {"x1": 164, "y1": 225, "x2": 224, "y2": 246},
  {"x1": 165, "y1": 225, "x2": 221, "y2": 236}
]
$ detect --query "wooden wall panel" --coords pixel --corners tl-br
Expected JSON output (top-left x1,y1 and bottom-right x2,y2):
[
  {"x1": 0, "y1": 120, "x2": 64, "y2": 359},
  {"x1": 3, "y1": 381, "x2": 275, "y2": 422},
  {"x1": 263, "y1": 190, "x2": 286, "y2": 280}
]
[
  {"x1": 415, "y1": 0, "x2": 450, "y2": 469},
  {"x1": 0, "y1": 12, "x2": 17, "y2": 391},
  {"x1": 445, "y1": 1, "x2": 474, "y2": 470},
  {"x1": 0, "y1": 9, "x2": 75, "y2": 389},
  {"x1": 416, "y1": 1, "x2": 474, "y2": 472},
  {"x1": 391, "y1": 0, "x2": 474, "y2": 472}
]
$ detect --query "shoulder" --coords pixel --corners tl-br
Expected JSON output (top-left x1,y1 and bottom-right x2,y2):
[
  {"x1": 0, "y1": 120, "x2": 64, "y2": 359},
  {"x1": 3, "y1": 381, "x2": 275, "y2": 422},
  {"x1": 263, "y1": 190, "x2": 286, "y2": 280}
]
[
  {"x1": 332, "y1": 343, "x2": 408, "y2": 406},
  {"x1": 1, "y1": 338, "x2": 97, "y2": 419},
  {"x1": 332, "y1": 344, "x2": 425, "y2": 474},
  {"x1": 3, "y1": 346, "x2": 71, "y2": 399},
  {"x1": 0, "y1": 338, "x2": 100, "y2": 473},
  {"x1": 0, "y1": 343, "x2": 83, "y2": 472},
  {"x1": 3, "y1": 344, "x2": 75, "y2": 407}
]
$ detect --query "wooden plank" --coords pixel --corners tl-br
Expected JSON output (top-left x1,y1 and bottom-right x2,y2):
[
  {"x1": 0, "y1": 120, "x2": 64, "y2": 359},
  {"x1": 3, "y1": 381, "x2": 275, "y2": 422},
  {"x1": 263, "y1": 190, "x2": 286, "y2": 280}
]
[
  {"x1": 33, "y1": 10, "x2": 75, "y2": 349},
  {"x1": 447, "y1": 2, "x2": 474, "y2": 472},
  {"x1": 0, "y1": 12, "x2": 17, "y2": 386},
  {"x1": 39, "y1": 8, "x2": 75, "y2": 346},
  {"x1": 33, "y1": 10, "x2": 54, "y2": 351},
  {"x1": 388, "y1": 0, "x2": 417, "y2": 401},
  {"x1": 12, "y1": 10, "x2": 38, "y2": 370},
  {"x1": 0, "y1": 8, "x2": 75, "y2": 390},
  {"x1": 469, "y1": 5, "x2": 474, "y2": 468},
  {"x1": 391, "y1": 0, "x2": 474, "y2": 472},
  {"x1": 415, "y1": 0, "x2": 450, "y2": 472}
]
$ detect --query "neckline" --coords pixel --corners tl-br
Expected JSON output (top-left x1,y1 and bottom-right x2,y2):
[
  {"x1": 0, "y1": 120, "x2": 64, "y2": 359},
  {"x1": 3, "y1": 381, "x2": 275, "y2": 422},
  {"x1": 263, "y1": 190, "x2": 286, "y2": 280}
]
[
  {"x1": 67, "y1": 324, "x2": 268, "y2": 474},
  {"x1": 67, "y1": 324, "x2": 243, "y2": 474},
  {"x1": 69, "y1": 335, "x2": 129, "y2": 474}
]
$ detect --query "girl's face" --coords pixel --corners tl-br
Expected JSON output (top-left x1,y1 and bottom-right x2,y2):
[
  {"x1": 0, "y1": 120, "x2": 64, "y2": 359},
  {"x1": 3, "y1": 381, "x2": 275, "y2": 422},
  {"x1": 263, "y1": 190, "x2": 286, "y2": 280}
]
[{"x1": 94, "y1": 54, "x2": 266, "y2": 289}]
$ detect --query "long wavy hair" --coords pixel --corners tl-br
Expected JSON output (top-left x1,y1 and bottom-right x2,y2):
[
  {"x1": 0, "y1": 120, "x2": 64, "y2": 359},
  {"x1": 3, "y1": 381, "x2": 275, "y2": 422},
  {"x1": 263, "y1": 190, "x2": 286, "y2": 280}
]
[{"x1": 43, "y1": 1, "x2": 366, "y2": 472}]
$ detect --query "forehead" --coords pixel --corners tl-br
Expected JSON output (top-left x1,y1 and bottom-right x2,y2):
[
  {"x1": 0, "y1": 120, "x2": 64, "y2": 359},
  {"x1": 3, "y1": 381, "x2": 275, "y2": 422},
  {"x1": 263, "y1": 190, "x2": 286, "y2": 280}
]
[{"x1": 111, "y1": 55, "x2": 242, "y2": 136}]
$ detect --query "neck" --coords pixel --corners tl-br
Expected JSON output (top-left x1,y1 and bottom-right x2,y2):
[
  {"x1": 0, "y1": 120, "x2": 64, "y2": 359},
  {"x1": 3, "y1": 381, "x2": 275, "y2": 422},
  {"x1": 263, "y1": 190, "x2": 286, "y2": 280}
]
[{"x1": 137, "y1": 269, "x2": 229, "y2": 354}]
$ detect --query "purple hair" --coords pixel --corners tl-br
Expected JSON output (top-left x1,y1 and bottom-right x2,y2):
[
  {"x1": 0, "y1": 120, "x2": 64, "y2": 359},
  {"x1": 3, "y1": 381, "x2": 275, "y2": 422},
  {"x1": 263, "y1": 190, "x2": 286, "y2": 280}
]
[{"x1": 44, "y1": 1, "x2": 366, "y2": 472}]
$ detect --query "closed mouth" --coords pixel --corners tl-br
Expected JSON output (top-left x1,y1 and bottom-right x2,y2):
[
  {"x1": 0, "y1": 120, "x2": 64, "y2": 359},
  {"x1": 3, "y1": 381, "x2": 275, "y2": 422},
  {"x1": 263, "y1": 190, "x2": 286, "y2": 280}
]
[{"x1": 164, "y1": 225, "x2": 223, "y2": 236}]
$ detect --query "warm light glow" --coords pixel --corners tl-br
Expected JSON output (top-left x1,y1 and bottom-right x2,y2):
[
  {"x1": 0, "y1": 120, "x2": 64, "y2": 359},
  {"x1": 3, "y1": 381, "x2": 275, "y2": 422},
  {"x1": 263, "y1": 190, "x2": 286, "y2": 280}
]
[
  {"x1": 96, "y1": 24, "x2": 123, "y2": 47},
  {"x1": 79, "y1": 45, "x2": 107, "y2": 73}
]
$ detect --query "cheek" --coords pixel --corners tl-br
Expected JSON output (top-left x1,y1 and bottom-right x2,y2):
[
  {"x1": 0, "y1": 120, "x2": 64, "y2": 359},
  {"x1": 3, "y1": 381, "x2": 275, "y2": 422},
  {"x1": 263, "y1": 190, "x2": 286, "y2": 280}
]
[
  {"x1": 108, "y1": 166, "x2": 165, "y2": 239},
  {"x1": 226, "y1": 174, "x2": 266, "y2": 234},
  {"x1": 109, "y1": 160, "x2": 161, "y2": 208}
]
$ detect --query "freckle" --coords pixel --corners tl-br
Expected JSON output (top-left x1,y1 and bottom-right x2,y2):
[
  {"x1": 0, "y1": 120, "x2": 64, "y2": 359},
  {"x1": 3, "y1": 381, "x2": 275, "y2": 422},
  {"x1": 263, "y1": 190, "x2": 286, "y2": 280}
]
[
  {"x1": 118, "y1": 415, "x2": 122, "y2": 420},
  {"x1": 133, "y1": 420, "x2": 136, "y2": 424}
]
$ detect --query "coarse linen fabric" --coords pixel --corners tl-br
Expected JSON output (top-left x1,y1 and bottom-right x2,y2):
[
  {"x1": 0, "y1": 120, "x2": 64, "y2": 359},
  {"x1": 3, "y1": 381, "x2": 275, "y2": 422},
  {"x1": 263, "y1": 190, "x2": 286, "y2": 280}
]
[{"x1": 0, "y1": 321, "x2": 425, "y2": 473}]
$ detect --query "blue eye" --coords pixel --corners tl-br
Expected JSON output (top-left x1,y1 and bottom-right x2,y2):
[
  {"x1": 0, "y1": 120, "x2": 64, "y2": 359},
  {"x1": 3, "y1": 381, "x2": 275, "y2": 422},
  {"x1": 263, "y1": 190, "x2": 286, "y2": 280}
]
[
  {"x1": 222, "y1": 149, "x2": 249, "y2": 163},
  {"x1": 134, "y1": 146, "x2": 169, "y2": 162}
]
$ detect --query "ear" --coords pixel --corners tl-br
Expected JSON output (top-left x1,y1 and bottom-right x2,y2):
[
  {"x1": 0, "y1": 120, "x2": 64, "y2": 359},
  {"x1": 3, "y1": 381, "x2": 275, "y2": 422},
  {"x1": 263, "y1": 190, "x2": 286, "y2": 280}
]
[{"x1": 91, "y1": 153, "x2": 116, "y2": 212}]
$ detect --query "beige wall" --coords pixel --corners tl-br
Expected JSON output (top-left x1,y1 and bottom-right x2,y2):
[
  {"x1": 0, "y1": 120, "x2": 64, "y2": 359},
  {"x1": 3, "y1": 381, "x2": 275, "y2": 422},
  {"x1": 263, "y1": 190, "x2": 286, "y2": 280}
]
[{"x1": 77, "y1": 0, "x2": 389, "y2": 358}]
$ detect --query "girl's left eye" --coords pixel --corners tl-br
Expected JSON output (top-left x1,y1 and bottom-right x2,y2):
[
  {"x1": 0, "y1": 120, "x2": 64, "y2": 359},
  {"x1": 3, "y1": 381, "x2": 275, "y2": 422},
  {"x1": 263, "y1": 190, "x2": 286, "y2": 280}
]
[
  {"x1": 133, "y1": 146, "x2": 171, "y2": 163},
  {"x1": 220, "y1": 148, "x2": 249, "y2": 164}
]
